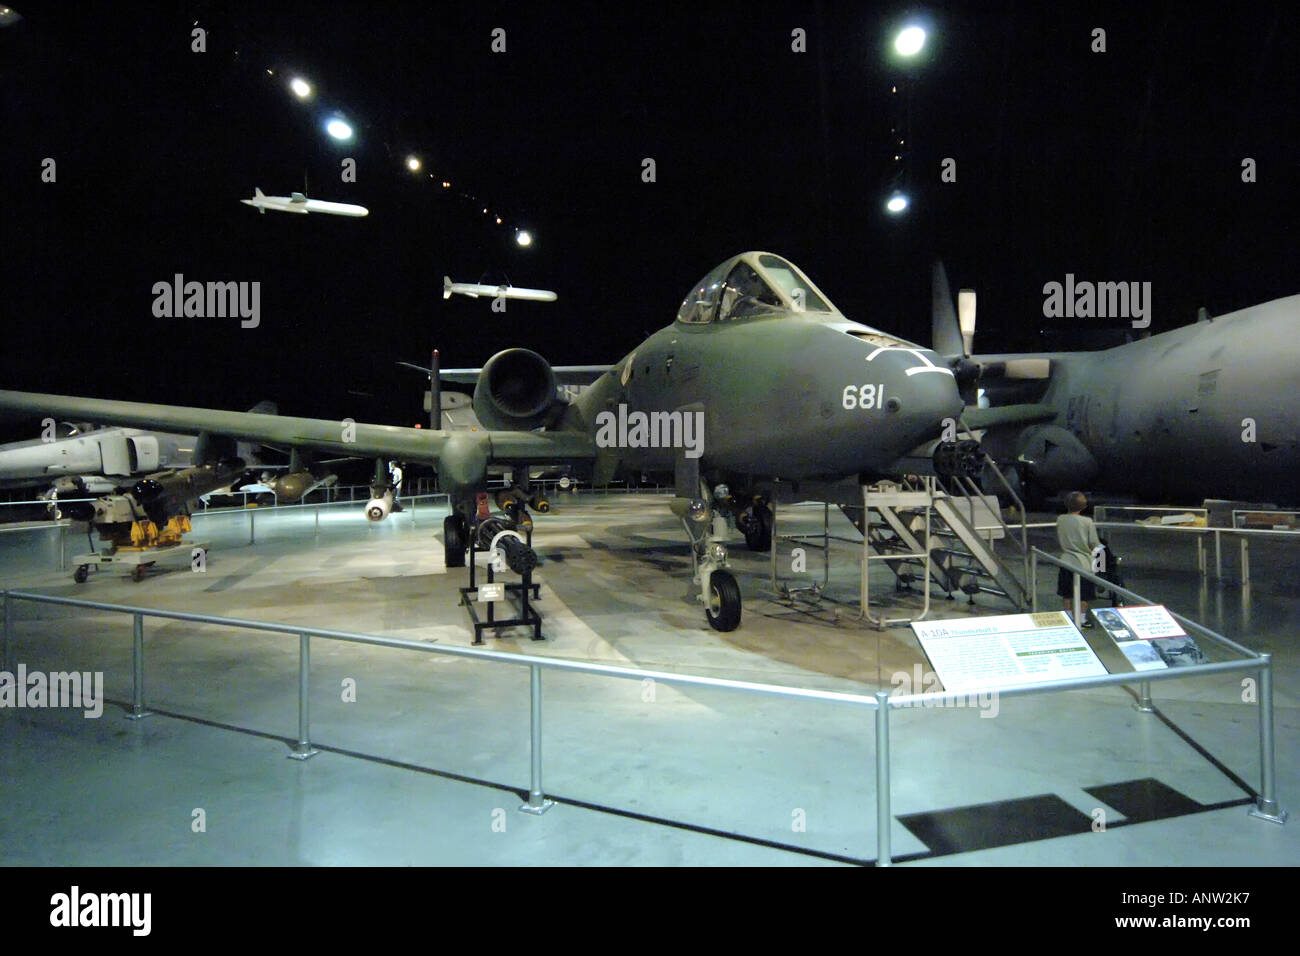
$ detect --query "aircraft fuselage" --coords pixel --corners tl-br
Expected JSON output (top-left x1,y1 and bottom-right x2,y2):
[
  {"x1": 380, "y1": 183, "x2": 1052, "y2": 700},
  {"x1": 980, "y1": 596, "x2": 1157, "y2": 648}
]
[{"x1": 997, "y1": 294, "x2": 1300, "y2": 502}]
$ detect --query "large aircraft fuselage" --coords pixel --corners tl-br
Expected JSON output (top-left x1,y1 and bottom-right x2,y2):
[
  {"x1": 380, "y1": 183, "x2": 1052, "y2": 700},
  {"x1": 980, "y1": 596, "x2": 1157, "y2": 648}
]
[{"x1": 1034, "y1": 294, "x2": 1300, "y2": 502}]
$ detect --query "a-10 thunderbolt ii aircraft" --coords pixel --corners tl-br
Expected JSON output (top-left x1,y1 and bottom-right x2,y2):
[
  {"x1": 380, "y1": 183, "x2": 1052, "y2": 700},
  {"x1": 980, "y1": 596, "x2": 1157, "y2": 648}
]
[{"x1": 0, "y1": 252, "x2": 969, "y2": 630}]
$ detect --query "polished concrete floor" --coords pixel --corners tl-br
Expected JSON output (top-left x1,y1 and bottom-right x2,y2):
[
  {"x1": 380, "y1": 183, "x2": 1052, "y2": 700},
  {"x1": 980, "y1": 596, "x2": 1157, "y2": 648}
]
[{"x1": 0, "y1": 493, "x2": 1294, "y2": 865}]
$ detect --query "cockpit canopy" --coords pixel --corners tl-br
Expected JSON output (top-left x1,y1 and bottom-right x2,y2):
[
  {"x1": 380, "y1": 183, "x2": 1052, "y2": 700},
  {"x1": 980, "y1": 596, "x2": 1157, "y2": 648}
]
[{"x1": 675, "y1": 252, "x2": 834, "y2": 324}]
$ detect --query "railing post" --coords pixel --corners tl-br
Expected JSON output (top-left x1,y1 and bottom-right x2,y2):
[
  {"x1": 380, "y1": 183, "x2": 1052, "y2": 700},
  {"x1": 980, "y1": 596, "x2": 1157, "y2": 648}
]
[
  {"x1": 248, "y1": 508, "x2": 255, "y2": 545},
  {"x1": 1134, "y1": 680, "x2": 1154, "y2": 713},
  {"x1": 1030, "y1": 550, "x2": 1038, "y2": 612},
  {"x1": 59, "y1": 522, "x2": 67, "y2": 572},
  {"x1": 2, "y1": 590, "x2": 11, "y2": 674},
  {"x1": 1214, "y1": 529, "x2": 1222, "y2": 581},
  {"x1": 875, "y1": 690, "x2": 892, "y2": 867},
  {"x1": 288, "y1": 633, "x2": 319, "y2": 759},
  {"x1": 1249, "y1": 655, "x2": 1288, "y2": 824},
  {"x1": 314, "y1": 507, "x2": 320, "y2": 537},
  {"x1": 1240, "y1": 536, "x2": 1249, "y2": 586},
  {"x1": 520, "y1": 664, "x2": 554, "y2": 814},
  {"x1": 126, "y1": 613, "x2": 152, "y2": 720},
  {"x1": 1072, "y1": 572, "x2": 1082, "y2": 627}
]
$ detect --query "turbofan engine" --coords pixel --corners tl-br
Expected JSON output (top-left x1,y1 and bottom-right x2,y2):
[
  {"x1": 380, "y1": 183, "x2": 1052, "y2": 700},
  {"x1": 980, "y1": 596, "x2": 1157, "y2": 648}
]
[{"x1": 472, "y1": 348, "x2": 559, "y2": 430}]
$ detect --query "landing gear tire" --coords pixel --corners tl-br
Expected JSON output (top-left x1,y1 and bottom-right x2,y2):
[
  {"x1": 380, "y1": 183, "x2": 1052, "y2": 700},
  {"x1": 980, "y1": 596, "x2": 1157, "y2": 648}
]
[
  {"x1": 742, "y1": 506, "x2": 772, "y2": 552},
  {"x1": 443, "y1": 514, "x2": 467, "y2": 568},
  {"x1": 73, "y1": 565, "x2": 89, "y2": 584},
  {"x1": 705, "y1": 569, "x2": 742, "y2": 632}
]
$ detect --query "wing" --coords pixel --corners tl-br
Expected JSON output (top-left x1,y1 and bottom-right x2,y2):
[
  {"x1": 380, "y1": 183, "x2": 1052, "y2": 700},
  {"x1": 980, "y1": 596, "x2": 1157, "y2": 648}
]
[
  {"x1": 0, "y1": 390, "x2": 596, "y2": 488},
  {"x1": 434, "y1": 365, "x2": 611, "y2": 385},
  {"x1": 961, "y1": 403, "x2": 1057, "y2": 430}
]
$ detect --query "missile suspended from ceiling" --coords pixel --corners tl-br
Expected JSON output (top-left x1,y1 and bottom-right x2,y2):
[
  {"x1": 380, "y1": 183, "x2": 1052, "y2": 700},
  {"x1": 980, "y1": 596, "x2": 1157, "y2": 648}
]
[
  {"x1": 443, "y1": 276, "x2": 557, "y2": 302},
  {"x1": 241, "y1": 187, "x2": 369, "y2": 217}
]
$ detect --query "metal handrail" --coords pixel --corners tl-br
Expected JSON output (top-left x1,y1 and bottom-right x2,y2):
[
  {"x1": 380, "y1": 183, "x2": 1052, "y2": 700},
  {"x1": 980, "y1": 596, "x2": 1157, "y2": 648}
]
[
  {"x1": 1029, "y1": 547, "x2": 1259, "y2": 659},
  {"x1": 0, "y1": 588, "x2": 879, "y2": 705},
  {"x1": 3, "y1": 542, "x2": 1286, "y2": 862},
  {"x1": 957, "y1": 416, "x2": 1031, "y2": 588}
]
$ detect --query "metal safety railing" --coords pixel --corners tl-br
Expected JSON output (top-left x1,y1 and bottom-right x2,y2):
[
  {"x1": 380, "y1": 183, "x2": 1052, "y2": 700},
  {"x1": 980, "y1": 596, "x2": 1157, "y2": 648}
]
[
  {"x1": 2, "y1": 551, "x2": 1286, "y2": 863},
  {"x1": 1029, "y1": 546, "x2": 1284, "y2": 826}
]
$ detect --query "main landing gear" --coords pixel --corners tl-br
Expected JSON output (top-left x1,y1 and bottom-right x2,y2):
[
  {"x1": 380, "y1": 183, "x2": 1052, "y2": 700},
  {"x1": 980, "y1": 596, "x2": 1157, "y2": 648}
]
[
  {"x1": 737, "y1": 495, "x2": 773, "y2": 552},
  {"x1": 443, "y1": 513, "x2": 468, "y2": 568}
]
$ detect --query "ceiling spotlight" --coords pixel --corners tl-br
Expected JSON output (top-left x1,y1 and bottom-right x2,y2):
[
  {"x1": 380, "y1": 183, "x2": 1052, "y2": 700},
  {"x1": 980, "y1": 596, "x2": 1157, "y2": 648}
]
[
  {"x1": 885, "y1": 192, "x2": 909, "y2": 214},
  {"x1": 406, "y1": 155, "x2": 421, "y2": 172},
  {"x1": 289, "y1": 77, "x2": 312, "y2": 99},
  {"x1": 895, "y1": 25, "x2": 926, "y2": 56},
  {"x1": 326, "y1": 118, "x2": 353, "y2": 141},
  {"x1": 516, "y1": 230, "x2": 533, "y2": 247}
]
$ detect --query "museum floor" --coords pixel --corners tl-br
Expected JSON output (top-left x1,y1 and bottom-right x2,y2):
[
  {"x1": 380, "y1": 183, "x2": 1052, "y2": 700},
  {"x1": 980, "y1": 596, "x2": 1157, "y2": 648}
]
[{"x1": 0, "y1": 494, "x2": 1294, "y2": 866}]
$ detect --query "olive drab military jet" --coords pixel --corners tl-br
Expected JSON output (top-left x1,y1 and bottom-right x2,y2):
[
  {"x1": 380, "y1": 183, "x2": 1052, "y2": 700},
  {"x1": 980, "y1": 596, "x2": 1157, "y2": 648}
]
[{"x1": 0, "y1": 253, "x2": 967, "y2": 630}]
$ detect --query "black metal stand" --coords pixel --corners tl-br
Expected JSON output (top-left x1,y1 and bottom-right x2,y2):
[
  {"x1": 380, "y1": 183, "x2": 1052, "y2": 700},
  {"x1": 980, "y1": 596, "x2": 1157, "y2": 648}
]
[{"x1": 458, "y1": 528, "x2": 543, "y2": 644}]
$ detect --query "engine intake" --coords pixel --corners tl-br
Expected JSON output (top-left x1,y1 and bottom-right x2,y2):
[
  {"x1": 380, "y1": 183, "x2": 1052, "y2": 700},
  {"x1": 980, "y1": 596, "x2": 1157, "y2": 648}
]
[{"x1": 472, "y1": 348, "x2": 558, "y2": 430}]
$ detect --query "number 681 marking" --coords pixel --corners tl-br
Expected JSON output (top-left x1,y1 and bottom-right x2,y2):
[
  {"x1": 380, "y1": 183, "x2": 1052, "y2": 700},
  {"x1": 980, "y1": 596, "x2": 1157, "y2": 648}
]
[{"x1": 842, "y1": 383, "x2": 885, "y2": 410}]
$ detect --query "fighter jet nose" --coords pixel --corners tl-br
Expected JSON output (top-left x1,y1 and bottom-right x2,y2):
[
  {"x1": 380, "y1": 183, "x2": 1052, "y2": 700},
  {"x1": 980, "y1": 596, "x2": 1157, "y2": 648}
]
[{"x1": 897, "y1": 358, "x2": 965, "y2": 439}]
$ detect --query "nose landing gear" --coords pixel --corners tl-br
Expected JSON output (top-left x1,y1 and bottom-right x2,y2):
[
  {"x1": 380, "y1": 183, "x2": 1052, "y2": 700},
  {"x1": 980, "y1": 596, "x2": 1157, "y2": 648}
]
[{"x1": 676, "y1": 485, "x2": 743, "y2": 632}]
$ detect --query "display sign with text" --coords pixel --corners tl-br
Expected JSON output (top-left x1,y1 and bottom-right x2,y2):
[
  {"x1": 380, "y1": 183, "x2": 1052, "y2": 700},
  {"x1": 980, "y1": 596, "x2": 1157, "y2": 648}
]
[{"x1": 911, "y1": 611, "x2": 1107, "y2": 692}]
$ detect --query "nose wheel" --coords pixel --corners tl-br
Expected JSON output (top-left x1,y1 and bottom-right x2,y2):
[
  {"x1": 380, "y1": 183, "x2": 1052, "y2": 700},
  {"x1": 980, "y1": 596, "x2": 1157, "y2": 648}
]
[{"x1": 705, "y1": 568, "x2": 742, "y2": 631}]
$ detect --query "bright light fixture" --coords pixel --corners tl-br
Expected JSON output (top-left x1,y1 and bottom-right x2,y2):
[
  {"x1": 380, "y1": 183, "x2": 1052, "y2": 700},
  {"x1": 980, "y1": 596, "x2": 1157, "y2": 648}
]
[{"x1": 895, "y1": 26, "x2": 925, "y2": 56}]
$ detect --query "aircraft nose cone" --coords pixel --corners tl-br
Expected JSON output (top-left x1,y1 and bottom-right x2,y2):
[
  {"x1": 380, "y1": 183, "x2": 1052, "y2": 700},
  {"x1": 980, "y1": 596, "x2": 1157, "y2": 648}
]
[
  {"x1": 912, "y1": 364, "x2": 966, "y2": 435},
  {"x1": 878, "y1": 351, "x2": 965, "y2": 445}
]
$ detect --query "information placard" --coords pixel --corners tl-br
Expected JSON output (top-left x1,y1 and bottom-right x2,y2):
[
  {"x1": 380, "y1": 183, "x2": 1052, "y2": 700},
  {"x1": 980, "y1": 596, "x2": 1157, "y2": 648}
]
[
  {"x1": 911, "y1": 611, "x2": 1108, "y2": 692},
  {"x1": 1111, "y1": 604, "x2": 1186, "y2": 640}
]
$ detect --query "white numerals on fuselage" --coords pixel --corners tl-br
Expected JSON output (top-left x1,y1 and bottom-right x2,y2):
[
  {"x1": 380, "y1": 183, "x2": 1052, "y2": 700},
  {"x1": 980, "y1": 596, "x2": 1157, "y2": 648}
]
[{"x1": 841, "y1": 383, "x2": 886, "y2": 410}]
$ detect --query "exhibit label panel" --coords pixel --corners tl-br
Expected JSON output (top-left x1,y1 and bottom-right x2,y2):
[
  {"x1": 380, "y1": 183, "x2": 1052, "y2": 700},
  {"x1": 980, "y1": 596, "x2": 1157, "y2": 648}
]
[{"x1": 911, "y1": 611, "x2": 1107, "y2": 693}]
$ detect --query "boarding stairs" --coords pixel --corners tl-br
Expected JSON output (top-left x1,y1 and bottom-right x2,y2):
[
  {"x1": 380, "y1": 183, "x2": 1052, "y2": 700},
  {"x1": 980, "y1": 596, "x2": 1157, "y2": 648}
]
[{"x1": 841, "y1": 466, "x2": 1032, "y2": 612}]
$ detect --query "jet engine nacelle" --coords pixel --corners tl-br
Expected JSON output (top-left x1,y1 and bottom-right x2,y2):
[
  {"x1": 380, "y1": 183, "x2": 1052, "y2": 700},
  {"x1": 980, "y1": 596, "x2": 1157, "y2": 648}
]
[
  {"x1": 472, "y1": 348, "x2": 558, "y2": 430},
  {"x1": 1014, "y1": 425, "x2": 1099, "y2": 490},
  {"x1": 365, "y1": 488, "x2": 395, "y2": 522}
]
